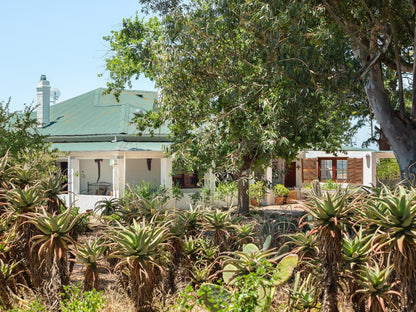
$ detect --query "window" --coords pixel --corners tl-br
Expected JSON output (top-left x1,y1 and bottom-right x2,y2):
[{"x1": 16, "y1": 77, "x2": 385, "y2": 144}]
[
  {"x1": 336, "y1": 159, "x2": 347, "y2": 180},
  {"x1": 172, "y1": 171, "x2": 202, "y2": 188},
  {"x1": 318, "y1": 158, "x2": 347, "y2": 181},
  {"x1": 302, "y1": 157, "x2": 363, "y2": 184},
  {"x1": 320, "y1": 160, "x2": 333, "y2": 180}
]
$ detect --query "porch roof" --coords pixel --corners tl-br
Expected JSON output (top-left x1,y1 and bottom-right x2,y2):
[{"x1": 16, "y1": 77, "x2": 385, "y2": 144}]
[{"x1": 51, "y1": 141, "x2": 170, "y2": 152}]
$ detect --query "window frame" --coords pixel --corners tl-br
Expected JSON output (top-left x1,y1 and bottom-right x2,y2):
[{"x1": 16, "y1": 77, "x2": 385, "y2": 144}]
[{"x1": 318, "y1": 157, "x2": 348, "y2": 182}]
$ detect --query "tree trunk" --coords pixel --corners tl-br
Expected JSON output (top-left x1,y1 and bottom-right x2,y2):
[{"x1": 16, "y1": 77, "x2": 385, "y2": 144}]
[
  {"x1": 237, "y1": 175, "x2": 250, "y2": 216},
  {"x1": 364, "y1": 61, "x2": 416, "y2": 183}
]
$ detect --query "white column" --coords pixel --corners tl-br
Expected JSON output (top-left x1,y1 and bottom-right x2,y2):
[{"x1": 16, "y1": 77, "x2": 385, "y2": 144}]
[
  {"x1": 264, "y1": 165, "x2": 273, "y2": 206},
  {"x1": 71, "y1": 159, "x2": 80, "y2": 194},
  {"x1": 119, "y1": 154, "x2": 126, "y2": 196},
  {"x1": 160, "y1": 157, "x2": 173, "y2": 189},
  {"x1": 205, "y1": 169, "x2": 216, "y2": 204},
  {"x1": 112, "y1": 158, "x2": 120, "y2": 197},
  {"x1": 67, "y1": 156, "x2": 72, "y2": 207}
]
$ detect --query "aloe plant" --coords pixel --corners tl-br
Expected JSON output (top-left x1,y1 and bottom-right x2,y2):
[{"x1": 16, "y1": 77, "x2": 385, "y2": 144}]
[
  {"x1": 0, "y1": 259, "x2": 20, "y2": 309},
  {"x1": 302, "y1": 187, "x2": 358, "y2": 312},
  {"x1": 289, "y1": 272, "x2": 321, "y2": 312},
  {"x1": 364, "y1": 185, "x2": 416, "y2": 310},
  {"x1": 25, "y1": 209, "x2": 83, "y2": 309},
  {"x1": 41, "y1": 170, "x2": 67, "y2": 214},
  {"x1": 75, "y1": 238, "x2": 107, "y2": 291},
  {"x1": 342, "y1": 228, "x2": 373, "y2": 312},
  {"x1": 107, "y1": 218, "x2": 172, "y2": 311},
  {"x1": 354, "y1": 261, "x2": 401, "y2": 312},
  {"x1": 203, "y1": 209, "x2": 235, "y2": 250}
]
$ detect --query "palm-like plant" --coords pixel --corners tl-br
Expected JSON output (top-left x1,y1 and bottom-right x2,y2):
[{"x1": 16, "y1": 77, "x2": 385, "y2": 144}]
[
  {"x1": 0, "y1": 259, "x2": 21, "y2": 310},
  {"x1": 364, "y1": 185, "x2": 416, "y2": 310},
  {"x1": 41, "y1": 170, "x2": 67, "y2": 214},
  {"x1": 342, "y1": 228, "x2": 373, "y2": 312},
  {"x1": 94, "y1": 197, "x2": 122, "y2": 217},
  {"x1": 302, "y1": 187, "x2": 358, "y2": 312},
  {"x1": 354, "y1": 261, "x2": 401, "y2": 312},
  {"x1": 75, "y1": 238, "x2": 107, "y2": 291},
  {"x1": 175, "y1": 206, "x2": 204, "y2": 237},
  {"x1": 203, "y1": 209, "x2": 235, "y2": 250},
  {"x1": 107, "y1": 218, "x2": 172, "y2": 312},
  {"x1": 5, "y1": 185, "x2": 44, "y2": 216},
  {"x1": 7, "y1": 164, "x2": 40, "y2": 188},
  {"x1": 285, "y1": 231, "x2": 319, "y2": 262},
  {"x1": 25, "y1": 209, "x2": 83, "y2": 309}
]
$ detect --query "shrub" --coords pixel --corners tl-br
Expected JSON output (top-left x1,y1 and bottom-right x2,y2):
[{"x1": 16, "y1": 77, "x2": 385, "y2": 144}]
[
  {"x1": 61, "y1": 284, "x2": 105, "y2": 312},
  {"x1": 322, "y1": 180, "x2": 338, "y2": 190},
  {"x1": 376, "y1": 158, "x2": 400, "y2": 182},
  {"x1": 249, "y1": 181, "x2": 266, "y2": 200},
  {"x1": 272, "y1": 184, "x2": 290, "y2": 197},
  {"x1": 215, "y1": 181, "x2": 238, "y2": 207}
]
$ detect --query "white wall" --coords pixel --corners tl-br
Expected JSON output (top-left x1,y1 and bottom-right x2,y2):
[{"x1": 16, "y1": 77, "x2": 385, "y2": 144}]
[
  {"x1": 125, "y1": 158, "x2": 161, "y2": 187},
  {"x1": 79, "y1": 159, "x2": 113, "y2": 194},
  {"x1": 303, "y1": 150, "x2": 376, "y2": 187}
]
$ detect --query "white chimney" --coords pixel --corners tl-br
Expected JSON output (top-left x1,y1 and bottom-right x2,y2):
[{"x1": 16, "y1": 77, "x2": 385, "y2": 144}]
[{"x1": 36, "y1": 75, "x2": 51, "y2": 127}]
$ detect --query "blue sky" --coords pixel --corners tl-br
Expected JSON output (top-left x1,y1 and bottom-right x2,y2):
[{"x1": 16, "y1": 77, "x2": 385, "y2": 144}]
[
  {"x1": 0, "y1": 1, "x2": 374, "y2": 148},
  {"x1": 0, "y1": 0, "x2": 155, "y2": 112}
]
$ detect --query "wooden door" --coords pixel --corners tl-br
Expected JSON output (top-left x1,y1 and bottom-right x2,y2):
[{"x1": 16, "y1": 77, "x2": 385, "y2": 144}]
[{"x1": 285, "y1": 162, "x2": 297, "y2": 188}]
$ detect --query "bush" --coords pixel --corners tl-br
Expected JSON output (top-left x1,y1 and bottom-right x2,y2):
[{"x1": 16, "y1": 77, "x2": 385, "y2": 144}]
[
  {"x1": 9, "y1": 284, "x2": 105, "y2": 312},
  {"x1": 377, "y1": 158, "x2": 400, "y2": 182},
  {"x1": 249, "y1": 181, "x2": 266, "y2": 200},
  {"x1": 272, "y1": 184, "x2": 289, "y2": 197},
  {"x1": 61, "y1": 284, "x2": 105, "y2": 312},
  {"x1": 215, "y1": 181, "x2": 238, "y2": 207},
  {"x1": 322, "y1": 180, "x2": 338, "y2": 190}
]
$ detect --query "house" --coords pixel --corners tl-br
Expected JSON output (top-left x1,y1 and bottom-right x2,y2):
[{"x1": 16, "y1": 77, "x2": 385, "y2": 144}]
[
  {"x1": 35, "y1": 76, "x2": 393, "y2": 211},
  {"x1": 35, "y1": 75, "x2": 178, "y2": 211}
]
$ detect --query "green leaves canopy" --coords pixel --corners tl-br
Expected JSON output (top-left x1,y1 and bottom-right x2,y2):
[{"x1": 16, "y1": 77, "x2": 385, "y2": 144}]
[{"x1": 105, "y1": 0, "x2": 362, "y2": 178}]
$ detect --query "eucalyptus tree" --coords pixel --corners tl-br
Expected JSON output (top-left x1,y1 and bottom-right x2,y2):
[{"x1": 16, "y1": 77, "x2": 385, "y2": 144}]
[
  {"x1": 104, "y1": 0, "x2": 364, "y2": 214},
  {"x1": 319, "y1": 1, "x2": 416, "y2": 182}
]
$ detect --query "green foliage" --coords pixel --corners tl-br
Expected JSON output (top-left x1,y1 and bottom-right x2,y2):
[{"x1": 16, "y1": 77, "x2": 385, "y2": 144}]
[
  {"x1": 198, "y1": 254, "x2": 297, "y2": 312},
  {"x1": 104, "y1": 0, "x2": 361, "y2": 213},
  {"x1": 9, "y1": 300, "x2": 47, "y2": 312},
  {"x1": 0, "y1": 100, "x2": 50, "y2": 160},
  {"x1": 8, "y1": 285, "x2": 105, "y2": 312},
  {"x1": 322, "y1": 180, "x2": 339, "y2": 190},
  {"x1": 127, "y1": 181, "x2": 169, "y2": 202},
  {"x1": 61, "y1": 284, "x2": 105, "y2": 312},
  {"x1": 377, "y1": 159, "x2": 400, "y2": 182},
  {"x1": 272, "y1": 184, "x2": 289, "y2": 197},
  {"x1": 215, "y1": 181, "x2": 238, "y2": 207},
  {"x1": 249, "y1": 181, "x2": 266, "y2": 200}
]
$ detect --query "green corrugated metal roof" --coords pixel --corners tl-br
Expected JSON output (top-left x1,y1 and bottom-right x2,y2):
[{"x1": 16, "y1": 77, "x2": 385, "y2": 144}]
[
  {"x1": 37, "y1": 88, "x2": 169, "y2": 137},
  {"x1": 340, "y1": 145, "x2": 377, "y2": 152},
  {"x1": 51, "y1": 141, "x2": 170, "y2": 152}
]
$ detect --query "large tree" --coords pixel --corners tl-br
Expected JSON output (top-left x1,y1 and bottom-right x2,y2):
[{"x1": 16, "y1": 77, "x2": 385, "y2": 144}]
[
  {"x1": 319, "y1": 1, "x2": 416, "y2": 182},
  {"x1": 104, "y1": 0, "x2": 364, "y2": 214}
]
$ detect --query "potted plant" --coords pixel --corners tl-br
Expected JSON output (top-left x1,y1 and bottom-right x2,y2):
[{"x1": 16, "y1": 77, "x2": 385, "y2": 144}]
[
  {"x1": 273, "y1": 184, "x2": 290, "y2": 205},
  {"x1": 249, "y1": 181, "x2": 266, "y2": 207}
]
